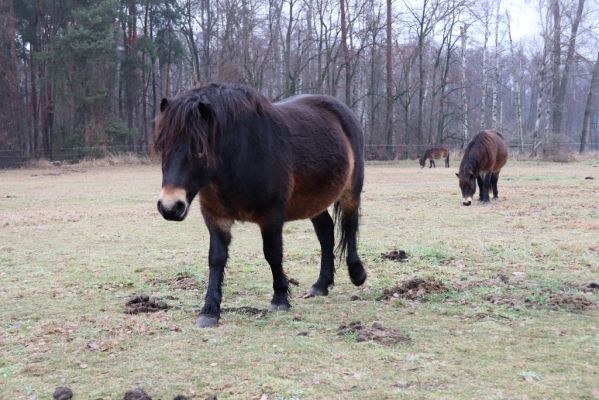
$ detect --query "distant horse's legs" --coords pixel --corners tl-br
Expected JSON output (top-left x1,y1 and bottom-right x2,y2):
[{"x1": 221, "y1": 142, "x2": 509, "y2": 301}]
[
  {"x1": 429, "y1": 159, "x2": 434, "y2": 168},
  {"x1": 491, "y1": 172, "x2": 499, "y2": 199},
  {"x1": 477, "y1": 175, "x2": 484, "y2": 200},
  {"x1": 197, "y1": 220, "x2": 232, "y2": 327},
  {"x1": 481, "y1": 173, "x2": 492, "y2": 202},
  {"x1": 445, "y1": 156, "x2": 450, "y2": 168},
  {"x1": 260, "y1": 218, "x2": 290, "y2": 311},
  {"x1": 307, "y1": 211, "x2": 335, "y2": 297}
]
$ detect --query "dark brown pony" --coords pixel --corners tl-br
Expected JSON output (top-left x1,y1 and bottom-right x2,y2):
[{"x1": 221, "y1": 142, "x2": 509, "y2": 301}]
[
  {"x1": 456, "y1": 130, "x2": 508, "y2": 206},
  {"x1": 419, "y1": 147, "x2": 449, "y2": 168},
  {"x1": 153, "y1": 83, "x2": 367, "y2": 327}
]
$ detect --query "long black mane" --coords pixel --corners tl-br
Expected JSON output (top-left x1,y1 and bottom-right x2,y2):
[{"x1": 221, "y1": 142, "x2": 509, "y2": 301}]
[{"x1": 153, "y1": 83, "x2": 274, "y2": 167}]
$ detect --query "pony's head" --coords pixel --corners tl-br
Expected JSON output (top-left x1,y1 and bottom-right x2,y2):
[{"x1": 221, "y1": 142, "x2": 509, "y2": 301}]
[
  {"x1": 152, "y1": 84, "x2": 271, "y2": 221},
  {"x1": 456, "y1": 171, "x2": 476, "y2": 206},
  {"x1": 153, "y1": 91, "x2": 217, "y2": 221}
]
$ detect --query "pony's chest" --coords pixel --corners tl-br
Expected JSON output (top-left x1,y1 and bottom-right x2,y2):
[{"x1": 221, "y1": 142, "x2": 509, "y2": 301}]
[{"x1": 199, "y1": 184, "x2": 279, "y2": 224}]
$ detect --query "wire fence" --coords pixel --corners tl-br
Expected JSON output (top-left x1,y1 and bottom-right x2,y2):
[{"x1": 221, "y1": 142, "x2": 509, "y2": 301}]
[{"x1": 0, "y1": 141, "x2": 596, "y2": 168}]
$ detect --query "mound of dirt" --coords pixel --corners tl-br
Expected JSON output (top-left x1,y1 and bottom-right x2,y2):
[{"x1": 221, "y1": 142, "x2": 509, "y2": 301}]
[
  {"x1": 378, "y1": 278, "x2": 448, "y2": 301},
  {"x1": 337, "y1": 321, "x2": 410, "y2": 345},
  {"x1": 125, "y1": 294, "x2": 168, "y2": 314},
  {"x1": 124, "y1": 388, "x2": 152, "y2": 400},
  {"x1": 381, "y1": 250, "x2": 408, "y2": 262},
  {"x1": 485, "y1": 290, "x2": 595, "y2": 312},
  {"x1": 546, "y1": 292, "x2": 595, "y2": 312},
  {"x1": 53, "y1": 387, "x2": 73, "y2": 400}
]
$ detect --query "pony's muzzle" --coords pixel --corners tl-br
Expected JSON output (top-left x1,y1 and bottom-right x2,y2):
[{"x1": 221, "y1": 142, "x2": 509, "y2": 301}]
[
  {"x1": 157, "y1": 187, "x2": 189, "y2": 221},
  {"x1": 462, "y1": 197, "x2": 472, "y2": 206}
]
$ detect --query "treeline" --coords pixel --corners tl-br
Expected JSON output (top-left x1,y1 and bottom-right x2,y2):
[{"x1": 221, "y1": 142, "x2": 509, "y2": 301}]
[{"x1": 1, "y1": 0, "x2": 598, "y2": 163}]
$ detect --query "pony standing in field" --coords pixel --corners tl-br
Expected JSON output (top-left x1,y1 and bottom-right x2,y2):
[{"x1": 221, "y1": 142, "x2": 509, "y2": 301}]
[
  {"x1": 456, "y1": 130, "x2": 508, "y2": 206},
  {"x1": 153, "y1": 83, "x2": 367, "y2": 327},
  {"x1": 419, "y1": 147, "x2": 450, "y2": 168}
]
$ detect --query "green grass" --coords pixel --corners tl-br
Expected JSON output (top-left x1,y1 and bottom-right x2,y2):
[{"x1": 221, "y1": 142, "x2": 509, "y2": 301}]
[{"x1": 1, "y1": 160, "x2": 598, "y2": 399}]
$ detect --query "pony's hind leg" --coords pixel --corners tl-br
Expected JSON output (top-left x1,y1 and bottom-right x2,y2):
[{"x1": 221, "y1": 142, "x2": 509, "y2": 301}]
[
  {"x1": 491, "y1": 172, "x2": 499, "y2": 199},
  {"x1": 260, "y1": 218, "x2": 290, "y2": 311},
  {"x1": 306, "y1": 211, "x2": 335, "y2": 297},
  {"x1": 197, "y1": 219, "x2": 232, "y2": 328},
  {"x1": 335, "y1": 199, "x2": 367, "y2": 287}
]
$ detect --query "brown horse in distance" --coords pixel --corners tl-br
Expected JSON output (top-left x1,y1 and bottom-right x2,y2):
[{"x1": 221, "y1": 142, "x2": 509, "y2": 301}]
[
  {"x1": 153, "y1": 83, "x2": 367, "y2": 327},
  {"x1": 419, "y1": 147, "x2": 449, "y2": 168},
  {"x1": 456, "y1": 130, "x2": 508, "y2": 206}
]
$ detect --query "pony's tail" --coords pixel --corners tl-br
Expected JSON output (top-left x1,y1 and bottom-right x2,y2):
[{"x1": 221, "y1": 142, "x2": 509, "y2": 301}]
[{"x1": 333, "y1": 201, "x2": 349, "y2": 258}]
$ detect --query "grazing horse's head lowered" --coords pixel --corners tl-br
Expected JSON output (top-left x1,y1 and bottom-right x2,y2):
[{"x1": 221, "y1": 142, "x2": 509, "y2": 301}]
[
  {"x1": 456, "y1": 171, "x2": 476, "y2": 206},
  {"x1": 457, "y1": 130, "x2": 508, "y2": 206},
  {"x1": 151, "y1": 83, "x2": 367, "y2": 327}
]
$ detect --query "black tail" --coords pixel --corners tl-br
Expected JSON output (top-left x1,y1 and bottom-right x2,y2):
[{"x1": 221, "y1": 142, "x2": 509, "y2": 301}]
[{"x1": 333, "y1": 201, "x2": 350, "y2": 258}]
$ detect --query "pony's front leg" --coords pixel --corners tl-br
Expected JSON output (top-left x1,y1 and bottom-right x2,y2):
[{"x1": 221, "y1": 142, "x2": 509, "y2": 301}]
[
  {"x1": 477, "y1": 175, "x2": 484, "y2": 200},
  {"x1": 481, "y1": 173, "x2": 492, "y2": 202},
  {"x1": 197, "y1": 220, "x2": 232, "y2": 328},
  {"x1": 260, "y1": 219, "x2": 290, "y2": 311}
]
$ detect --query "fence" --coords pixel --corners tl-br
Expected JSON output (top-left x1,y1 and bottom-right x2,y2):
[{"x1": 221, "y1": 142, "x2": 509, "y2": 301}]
[{"x1": 1, "y1": 141, "x2": 597, "y2": 168}]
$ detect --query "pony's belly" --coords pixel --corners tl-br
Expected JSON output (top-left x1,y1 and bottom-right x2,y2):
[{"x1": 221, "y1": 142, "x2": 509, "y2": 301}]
[{"x1": 285, "y1": 173, "x2": 349, "y2": 221}]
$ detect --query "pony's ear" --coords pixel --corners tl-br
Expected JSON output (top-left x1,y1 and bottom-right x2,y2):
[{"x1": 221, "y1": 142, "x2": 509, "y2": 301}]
[{"x1": 160, "y1": 98, "x2": 169, "y2": 112}]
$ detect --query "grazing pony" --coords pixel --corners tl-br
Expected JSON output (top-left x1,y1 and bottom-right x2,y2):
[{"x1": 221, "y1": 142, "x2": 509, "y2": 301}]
[
  {"x1": 153, "y1": 83, "x2": 367, "y2": 327},
  {"x1": 456, "y1": 130, "x2": 508, "y2": 206},
  {"x1": 419, "y1": 147, "x2": 450, "y2": 168}
]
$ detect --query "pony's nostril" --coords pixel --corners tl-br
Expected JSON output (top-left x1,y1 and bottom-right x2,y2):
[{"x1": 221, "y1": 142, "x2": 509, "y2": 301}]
[
  {"x1": 173, "y1": 200, "x2": 186, "y2": 216},
  {"x1": 157, "y1": 200, "x2": 165, "y2": 214},
  {"x1": 463, "y1": 201, "x2": 471, "y2": 206}
]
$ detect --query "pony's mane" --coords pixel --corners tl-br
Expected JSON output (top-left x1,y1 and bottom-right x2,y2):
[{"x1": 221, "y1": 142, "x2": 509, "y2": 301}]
[{"x1": 152, "y1": 83, "x2": 273, "y2": 166}]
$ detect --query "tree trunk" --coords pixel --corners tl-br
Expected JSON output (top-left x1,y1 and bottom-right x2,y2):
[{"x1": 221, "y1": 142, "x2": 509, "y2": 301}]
[
  {"x1": 385, "y1": 0, "x2": 393, "y2": 153},
  {"x1": 549, "y1": 0, "x2": 561, "y2": 134},
  {"x1": 506, "y1": 12, "x2": 524, "y2": 153},
  {"x1": 480, "y1": 12, "x2": 490, "y2": 129},
  {"x1": 553, "y1": 0, "x2": 584, "y2": 135},
  {"x1": 491, "y1": 0, "x2": 500, "y2": 129},
  {"x1": 580, "y1": 51, "x2": 599, "y2": 153},
  {"x1": 460, "y1": 24, "x2": 469, "y2": 148},
  {"x1": 340, "y1": 0, "x2": 351, "y2": 106}
]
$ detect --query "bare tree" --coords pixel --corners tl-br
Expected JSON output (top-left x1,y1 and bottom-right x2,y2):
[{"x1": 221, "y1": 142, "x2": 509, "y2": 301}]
[{"x1": 580, "y1": 51, "x2": 599, "y2": 153}]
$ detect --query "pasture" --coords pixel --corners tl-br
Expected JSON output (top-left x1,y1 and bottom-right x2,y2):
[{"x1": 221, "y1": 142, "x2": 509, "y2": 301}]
[{"x1": 1, "y1": 159, "x2": 598, "y2": 399}]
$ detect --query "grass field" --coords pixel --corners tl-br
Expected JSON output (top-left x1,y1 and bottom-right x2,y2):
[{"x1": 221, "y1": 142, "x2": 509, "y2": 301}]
[{"x1": 1, "y1": 159, "x2": 598, "y2": 399}]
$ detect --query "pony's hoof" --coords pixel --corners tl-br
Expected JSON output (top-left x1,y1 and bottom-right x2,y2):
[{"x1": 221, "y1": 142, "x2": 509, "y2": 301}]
[
  {"x1": 196, "y1": 315, "x2": 219, "y2": 328},
  {"x1": 350, "y1": 270, "x2": 367, "y2": 286},
  {"x1": 304, "y1": 286, "x2": 329, "y2": 298},
  {"x1": 269, "y1": 303, "x2": 290, "y2": 312}
]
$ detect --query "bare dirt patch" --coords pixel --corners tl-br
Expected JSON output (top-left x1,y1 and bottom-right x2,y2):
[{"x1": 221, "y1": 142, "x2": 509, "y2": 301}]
[
  {"x1": 152, "y1": 273, "x2": 202, "y2": 291},
  {"x1": 381, "y1": 249, "x2": 409, "y2": 262},
  {"x1": 125, "y1": 294, "x2": 169, "y2": 314},
  {"x1": 221, "y1": 306, "x2": 269, "y2": 318},
  {"x1": 378, "y1": 278, "x2": 448, "y2": 301},
  {"x1": 337, "y1": 321, "x2": 410, "y2": 345}
]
